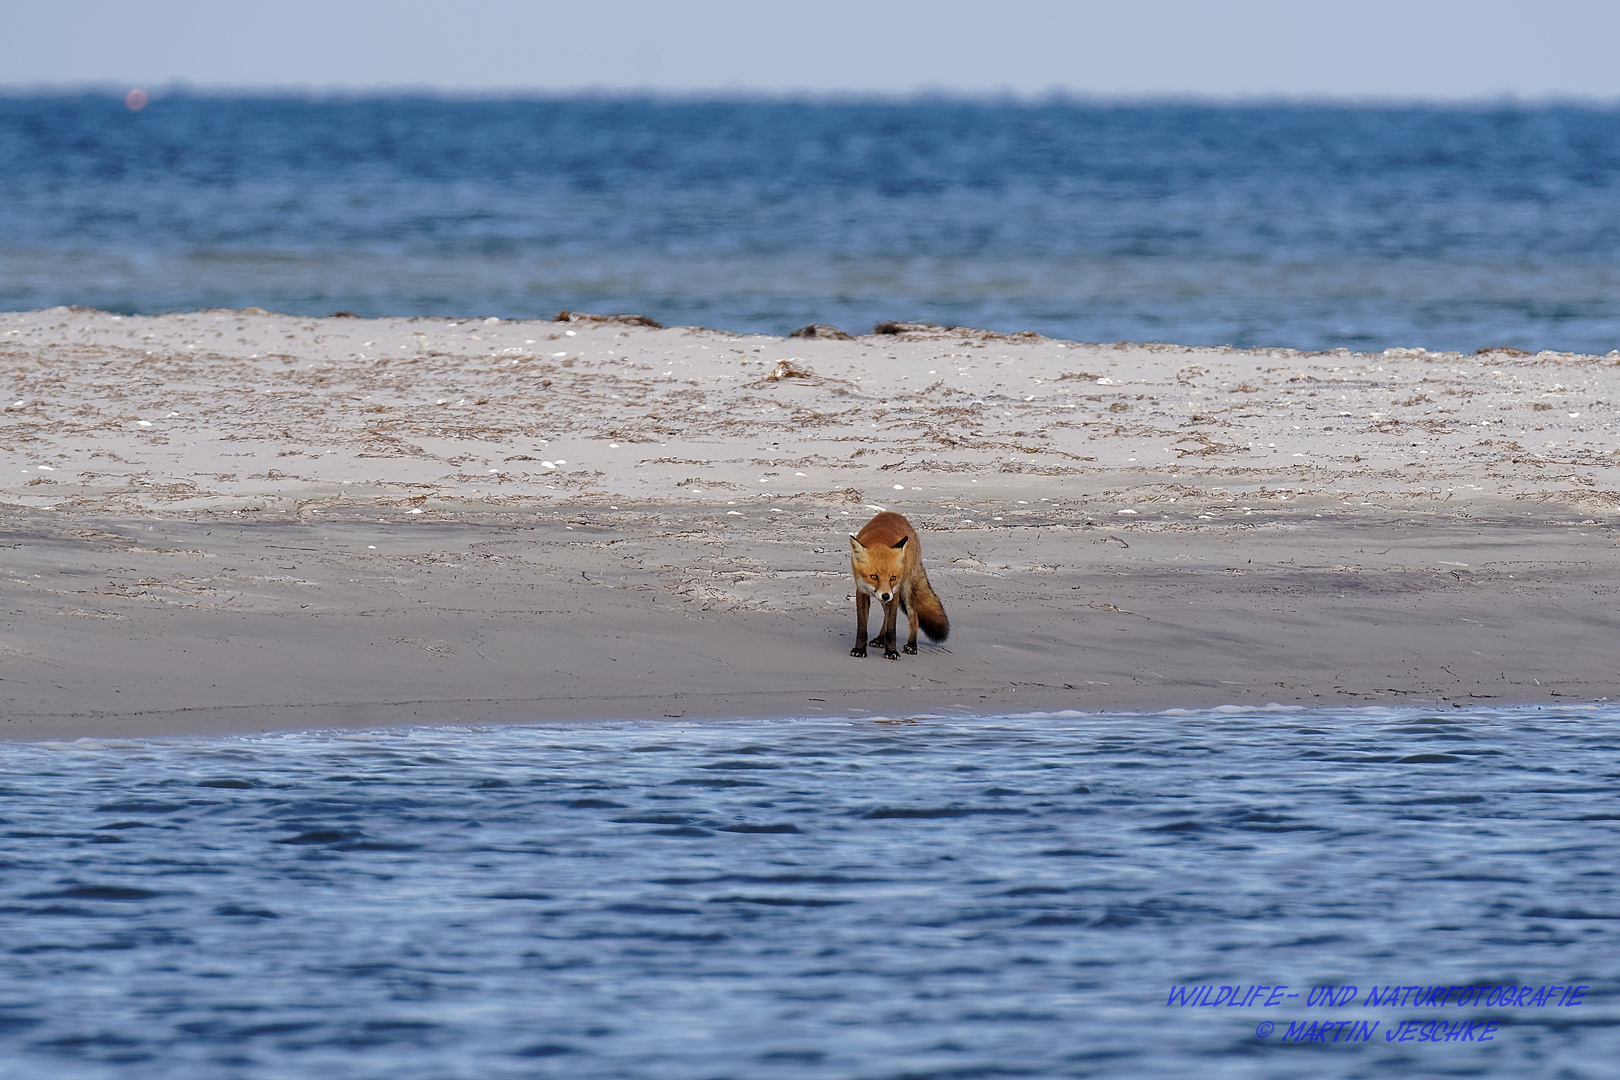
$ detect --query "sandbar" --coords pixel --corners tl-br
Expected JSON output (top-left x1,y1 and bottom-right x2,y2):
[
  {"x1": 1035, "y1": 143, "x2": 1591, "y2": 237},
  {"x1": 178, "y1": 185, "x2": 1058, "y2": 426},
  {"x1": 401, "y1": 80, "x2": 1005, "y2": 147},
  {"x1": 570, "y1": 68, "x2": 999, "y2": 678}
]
[{"x1": 4, "y1": 307, "x2": 1619, "y2": 739}]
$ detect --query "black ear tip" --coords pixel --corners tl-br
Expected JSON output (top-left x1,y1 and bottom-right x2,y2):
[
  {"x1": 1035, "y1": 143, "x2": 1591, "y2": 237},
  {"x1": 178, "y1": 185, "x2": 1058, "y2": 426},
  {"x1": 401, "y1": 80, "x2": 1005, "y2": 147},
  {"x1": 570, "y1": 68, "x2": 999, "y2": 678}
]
[{"x1": 892, "y1": 536, "x2": 908, "y2": 549}]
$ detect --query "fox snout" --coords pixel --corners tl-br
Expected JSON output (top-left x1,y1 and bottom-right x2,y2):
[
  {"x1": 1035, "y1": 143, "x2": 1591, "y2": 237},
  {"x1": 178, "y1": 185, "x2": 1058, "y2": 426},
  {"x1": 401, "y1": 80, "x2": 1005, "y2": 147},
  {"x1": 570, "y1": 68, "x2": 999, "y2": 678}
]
[{"x1": 877, "y1": 591, "x2": 893, "y2": 603}]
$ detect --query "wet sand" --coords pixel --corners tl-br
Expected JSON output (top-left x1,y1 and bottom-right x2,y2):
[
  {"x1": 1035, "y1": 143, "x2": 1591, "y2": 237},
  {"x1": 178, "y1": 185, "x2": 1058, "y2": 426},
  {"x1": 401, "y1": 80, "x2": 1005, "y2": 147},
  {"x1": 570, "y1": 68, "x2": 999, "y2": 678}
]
[{"x1": 5, "y1": 308, "x2": 1620, "y2": 738}]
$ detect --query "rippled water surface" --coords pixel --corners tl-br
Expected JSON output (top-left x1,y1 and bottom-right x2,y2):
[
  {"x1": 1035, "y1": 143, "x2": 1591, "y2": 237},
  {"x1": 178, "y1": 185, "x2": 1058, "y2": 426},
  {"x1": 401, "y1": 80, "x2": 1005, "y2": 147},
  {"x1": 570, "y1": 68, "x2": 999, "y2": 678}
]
[
  {"x1": 7, "y1": 97, "x2": 1620, "y2": 351},
  {"x1": 1, "y1": 707, "x2": 1616, "y2": 1079}
]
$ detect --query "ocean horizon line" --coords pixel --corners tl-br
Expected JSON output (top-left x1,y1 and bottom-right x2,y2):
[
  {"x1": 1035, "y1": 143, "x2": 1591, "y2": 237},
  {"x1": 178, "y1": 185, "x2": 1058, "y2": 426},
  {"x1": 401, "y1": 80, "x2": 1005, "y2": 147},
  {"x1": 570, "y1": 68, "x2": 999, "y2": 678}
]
[{"x1": 6, "y1": 84, "x2": 1620, "y2": 112}]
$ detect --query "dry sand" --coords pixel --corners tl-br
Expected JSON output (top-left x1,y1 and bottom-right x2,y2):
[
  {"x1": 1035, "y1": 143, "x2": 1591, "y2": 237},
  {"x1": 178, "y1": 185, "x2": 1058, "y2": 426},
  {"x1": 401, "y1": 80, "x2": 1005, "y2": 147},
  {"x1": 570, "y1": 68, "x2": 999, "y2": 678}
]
[{"x1": 4, "y1": 306, "x2": 1620, "y2": 738}]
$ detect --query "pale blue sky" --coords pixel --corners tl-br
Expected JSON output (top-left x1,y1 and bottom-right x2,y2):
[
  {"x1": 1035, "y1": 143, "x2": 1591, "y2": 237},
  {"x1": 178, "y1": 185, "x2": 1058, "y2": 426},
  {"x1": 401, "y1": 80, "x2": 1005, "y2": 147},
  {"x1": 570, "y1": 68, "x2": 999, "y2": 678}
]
[{"x1": 4, "y1": 0, "x2": 1619, "y2": 100}]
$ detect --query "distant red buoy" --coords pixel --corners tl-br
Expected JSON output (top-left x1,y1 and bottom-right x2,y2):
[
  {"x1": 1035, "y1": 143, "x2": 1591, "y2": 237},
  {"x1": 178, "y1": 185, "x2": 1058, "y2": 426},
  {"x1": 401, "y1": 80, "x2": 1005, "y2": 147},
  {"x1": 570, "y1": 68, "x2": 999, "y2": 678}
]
[{"x1": 124, "y1": 88, "x2": 149, "y2": 111}]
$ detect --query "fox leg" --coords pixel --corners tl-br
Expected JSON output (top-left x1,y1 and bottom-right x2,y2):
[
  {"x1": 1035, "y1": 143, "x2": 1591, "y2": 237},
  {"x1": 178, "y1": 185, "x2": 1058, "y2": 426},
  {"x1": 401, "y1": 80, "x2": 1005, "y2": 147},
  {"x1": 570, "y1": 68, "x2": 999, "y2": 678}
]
[
  {"x1": 903, "y1": 600, "x2": 920, "y2": 655},
  {"x1": 879, "y1": 597, "x2": 901, "y2": 660},
  {"x1": 851, "y1": 589, "x2": 870, "y2": 657}
]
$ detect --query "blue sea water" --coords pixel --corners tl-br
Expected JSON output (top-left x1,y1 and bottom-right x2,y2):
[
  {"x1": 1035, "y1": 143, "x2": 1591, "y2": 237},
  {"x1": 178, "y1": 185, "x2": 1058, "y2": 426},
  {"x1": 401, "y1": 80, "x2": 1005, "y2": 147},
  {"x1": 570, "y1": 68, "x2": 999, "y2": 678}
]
[
  {"x1": 1, "y1": 708, "x2": 1615, "y2": 1079},
  {"x1": 5, "y1": 95, "x2": 1620, "y2": 352}
]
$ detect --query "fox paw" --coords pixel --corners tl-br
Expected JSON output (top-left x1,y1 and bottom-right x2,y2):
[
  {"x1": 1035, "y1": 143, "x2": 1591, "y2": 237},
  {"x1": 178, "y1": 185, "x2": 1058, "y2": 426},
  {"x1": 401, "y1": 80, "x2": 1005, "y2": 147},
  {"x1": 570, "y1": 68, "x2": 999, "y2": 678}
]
[
  {"x1": 902, "y1": 643, "x2": 917, "y2": 655},
  {"x1": 884, "y1": 649, "x2": 901, "y2": 660},
  {"x1": 850, "y1": 646, "x2": 867, "y2": 658}
]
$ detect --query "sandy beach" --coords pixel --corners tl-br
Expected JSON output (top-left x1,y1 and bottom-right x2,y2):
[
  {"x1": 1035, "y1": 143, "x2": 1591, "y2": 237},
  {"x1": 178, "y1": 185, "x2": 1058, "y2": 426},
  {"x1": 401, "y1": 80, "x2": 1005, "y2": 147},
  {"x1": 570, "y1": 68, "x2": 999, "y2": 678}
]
[{"x1": 4, "y1": 306, "x2": 1620, "y2": 739}]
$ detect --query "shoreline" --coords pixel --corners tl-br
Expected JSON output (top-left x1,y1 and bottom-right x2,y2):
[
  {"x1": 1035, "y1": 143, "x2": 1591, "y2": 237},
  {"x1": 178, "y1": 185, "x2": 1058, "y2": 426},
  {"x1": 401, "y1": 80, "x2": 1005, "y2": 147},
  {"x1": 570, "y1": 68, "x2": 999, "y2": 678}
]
[
  {"x1": 5, "y1": 500, "x2": 1616, "y2": 741},
  {"x1": 19, "y1": 701, "x2": 1611, "y2": 752},
  {"x1": 5, "y1": 307, "x2": 1620, "y2": 739}
]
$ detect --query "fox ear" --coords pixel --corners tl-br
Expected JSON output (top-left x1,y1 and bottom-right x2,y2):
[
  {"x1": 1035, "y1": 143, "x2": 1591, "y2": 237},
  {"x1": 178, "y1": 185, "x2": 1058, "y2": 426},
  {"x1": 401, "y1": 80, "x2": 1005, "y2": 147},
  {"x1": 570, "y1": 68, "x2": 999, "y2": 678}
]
[
  {"x1": 891, "y1": 535, "x2": 908, "y2": 549},
  {"x1": 849, "y1": 534, "x2": 865, "y2": 554}
]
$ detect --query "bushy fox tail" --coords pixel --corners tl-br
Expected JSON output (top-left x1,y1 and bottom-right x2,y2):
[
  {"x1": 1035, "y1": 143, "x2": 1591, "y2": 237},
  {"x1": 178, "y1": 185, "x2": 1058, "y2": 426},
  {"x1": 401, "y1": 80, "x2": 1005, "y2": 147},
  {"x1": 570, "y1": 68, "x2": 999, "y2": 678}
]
[{"x1": 911, "y1": 571, "x2": 950, "y2": 643}]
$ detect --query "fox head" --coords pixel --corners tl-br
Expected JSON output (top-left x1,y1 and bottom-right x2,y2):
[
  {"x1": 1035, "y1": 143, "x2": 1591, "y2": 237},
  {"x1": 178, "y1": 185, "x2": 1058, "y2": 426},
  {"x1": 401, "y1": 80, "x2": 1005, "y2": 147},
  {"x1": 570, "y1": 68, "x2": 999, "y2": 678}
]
[{"x1": 850, "y1": 533, "x2": 908, "y2": 604}]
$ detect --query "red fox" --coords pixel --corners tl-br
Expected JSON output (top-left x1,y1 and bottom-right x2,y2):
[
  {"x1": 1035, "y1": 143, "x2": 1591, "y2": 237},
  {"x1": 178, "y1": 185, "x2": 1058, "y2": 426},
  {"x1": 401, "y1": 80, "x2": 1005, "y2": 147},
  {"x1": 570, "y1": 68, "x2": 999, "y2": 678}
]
[{"x1": 848, "y1": 511, "x2": 950, "y2": 659}]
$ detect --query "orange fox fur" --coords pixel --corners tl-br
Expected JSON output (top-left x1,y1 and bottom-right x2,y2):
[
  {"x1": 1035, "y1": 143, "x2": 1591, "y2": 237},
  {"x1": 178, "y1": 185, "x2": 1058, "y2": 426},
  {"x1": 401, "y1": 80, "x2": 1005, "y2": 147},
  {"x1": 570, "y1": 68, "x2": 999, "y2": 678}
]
[{"x1": 848, "y1": 511, "x2": 949, "y2": 659}]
